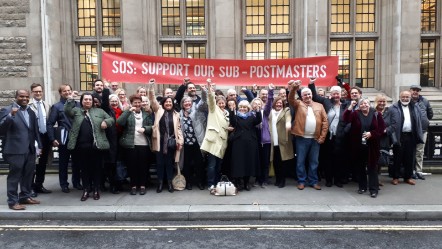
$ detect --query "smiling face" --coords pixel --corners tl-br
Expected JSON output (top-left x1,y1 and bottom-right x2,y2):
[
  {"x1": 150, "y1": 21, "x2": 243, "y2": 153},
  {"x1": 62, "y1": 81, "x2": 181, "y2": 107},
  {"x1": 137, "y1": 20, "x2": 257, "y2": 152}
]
[
  {"x1": 31, "y1": 85, "x2": 43, "y2": 101},
  {"x1": 274, "y1": 99, "x2": 283, "y2": 111},
  {"x1": 163, "y1": 98, "x2": 173, "y2": 110},
  {"x1": 132, "y1": 99, "x2": 142, "y2": 112},
  {"x1": 301, "y1": 89, "x2": 312, "y2": 105},
  {"x1": 359, "y1": 99, "x2": 370, "y2": 113},
  {"x1": 109, "y1": 96, "x2": 119, "y2": 108},
  {"x1": 187, "y1": 84, "x2": 197, "y2": 97},
  {"x1": 137, "y1": 88, "x2": 147, "y2": 96},
  {"x1": 94, "y1": 81, "x2": 103, "y2": 93},
  {"x1": 259, "y1": 89, "x2": 268, "y2": 103},
  {"x1": 60, "y1": 85, "x2": 72, "y2": 99},
  {"x1": 251, "y1": 100, "x2": 262, "y2": 111},
  {"x1": 182, "y1": 98, "x2": 192, "y2": 111},
  {"x1": 227, "y1": 100, "x2": 236, "y2": 111},
  {"x1": 350, "y1": 89, "x2": 361, "y2": 101},
  {"x1": 217, "y1": 99, "x2": 226, "y2": 110},
  {"x1": 16, "y1": 90, "x2": 30, "y2": 107},
  {"x1": 118, "y1": 91, "x2": 126, "y2": 101}
]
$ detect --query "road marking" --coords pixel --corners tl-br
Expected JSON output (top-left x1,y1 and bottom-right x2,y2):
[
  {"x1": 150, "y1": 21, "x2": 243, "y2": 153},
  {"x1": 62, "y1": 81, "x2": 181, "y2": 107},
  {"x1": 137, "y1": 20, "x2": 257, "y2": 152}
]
[{"x1": 1, "y1": 224, "x2": 442, "y2": 231}]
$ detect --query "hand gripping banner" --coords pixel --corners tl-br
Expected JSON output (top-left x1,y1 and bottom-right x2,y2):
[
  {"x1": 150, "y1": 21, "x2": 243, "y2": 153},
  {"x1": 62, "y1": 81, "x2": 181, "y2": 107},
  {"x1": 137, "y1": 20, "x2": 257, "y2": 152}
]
[{"x1": 102, "y1": 51, "x2": 339, "y2": 86}]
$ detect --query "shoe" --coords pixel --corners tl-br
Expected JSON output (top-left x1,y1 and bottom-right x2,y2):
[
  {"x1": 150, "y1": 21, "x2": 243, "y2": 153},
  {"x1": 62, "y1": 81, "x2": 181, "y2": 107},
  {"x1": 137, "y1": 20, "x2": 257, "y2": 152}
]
[
  {"x1": 335, "y1": 182, "x2": 343, "y2": 188},
  {"x1": 139, "y1": 187, "x2": 146, "y2": 195},
  {"x1": 31, "y1": 191, "x2": 38, "y2": 198},
  {"x1": 186, "y1": 183, "x2": 192, "y2": 190},
  {"x1": 19, "y1": 198, "x2": 41, "y2": 205},
  {"x1": 297, "y1": 184, "x2": 305, "y2": 190},
  {"x1": 378, "y1": 181, "x2": 384, "y2": 187},
  {"x1": 197, "y1": 183, "x2": 205, "y2": 190},
  {"x1": 35, "y1": 186, "x2": 52, "y2": 194},
  {"x1": 73, "y1": 184, "x2": 84, "y2": 190},
  {"x1": 278, "y1": 182, "x2": 285, "y2": 188},
  {"x1": 274, "y1": 181, "x2": 281, "y2": 187},
  {"x1": 411, "y1": 174, "x2": 417, "y2": 180},
  {"x1": 9, "y1": 203, "x2": 26, "y2": 210},
  {"x1": 357, "y1": 189, "x2": 366, "y2": 194},
  {"x1": 404, "y1": 179, "x2": 416, "y2": 185},
  {"x1": 130, "y1": 187, "x2": 137, "y2": 195},
  {"x1": 110, "y1": 186, "x2": 120, "y2": 194},
  {"x1": 100, "y1": 184, "x2": 108, "y2": 192},
  {"x1": 93, "y1": 191, "x2": 100, "y2": 200},
  {"x1": 80, "y1": 191, "x2": 89, "y2": 201},
  {"x1": 61, "y1": 186, "x2": 70, "y2": 193},
  {"x1": 312, "y1": 184, "x2": 322, "y2": 190},
  {"x1": 416, "y1": 172, "x2": 426, "y2": 180},
  {"x1": 168, "y1": 182, "x2": 174, "y2": 193},
  {"x1": 244, "y1": 183, "x2": 251, "y2": 191},
  {"x1": 391, "y1": 179, "x2": 399, "y2": 185},
  {"x1": 325, "y1": 181, "x2": 332, "y2": 187},
  {"x1": 370, "y1": 192, "x2": 378, "y2": 198},
  {"x1": 156, "y1": 183, "x2": 163, "y2": 193}
]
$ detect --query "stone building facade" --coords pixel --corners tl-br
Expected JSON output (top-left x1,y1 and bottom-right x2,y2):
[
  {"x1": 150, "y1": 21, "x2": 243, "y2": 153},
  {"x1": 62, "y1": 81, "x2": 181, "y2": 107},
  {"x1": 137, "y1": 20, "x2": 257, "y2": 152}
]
[{"x1": 0, "y1": 0, "x2": 440, "y2": 105}]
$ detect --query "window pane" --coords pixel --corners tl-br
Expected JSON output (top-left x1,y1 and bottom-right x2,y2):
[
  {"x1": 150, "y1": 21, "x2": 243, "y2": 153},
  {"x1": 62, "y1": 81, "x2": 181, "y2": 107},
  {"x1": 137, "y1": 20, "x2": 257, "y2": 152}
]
[
  {"x1": 270, "y1": 0, "x2": 290, "y2": 34},
  {"x1": 270, "y1": 41, "x2": 290, "y2": 59},
  {"x1": 355, "y1": 40, "x2": 375, "y2": 88},
  {"x1": 420, "y1": 40, "x2": 436, "y2": 87},
  {"x1": 102, "y1": 0, "x2": 121, "y2": 36},
  {"x1": 245, "y1": 42, "x2": 265, "y2": 60},
  {"x1": 330, "y1": 40, "x2": 351, "y2": 83},
  {"x1": 187, "y1": 43, "x2": 206, "y2": 59},
  {"x1": 186, "y1": 0, "x2": 205, "y2": 35},
  {"x1": 78, "y1": 0, "x2": 96, "y2": 36},
  {"x1": 162, "y1": 43, "x2": 182, "y2": 57},
  {"x1": 246, "y1": 0, "x2": 265, "y2": 35},
  {"x1": 79, "y1": 44, "x2": 98, "y2": 91},
  {"x1": 102, "y1": 44, "x2": 122, "y2": 53},
  {"x1": 161, "y1": 0, "x2": 181, "y2": 36},
  {"x1": 356, "y1": 0, "x2": 375, "y2": 32},
  {"x1": 330, "y1": 0, "x2": 350, "y2": 33},
  {"x1": 421, "y1": 0, "x2": 437, "y2": 32}
]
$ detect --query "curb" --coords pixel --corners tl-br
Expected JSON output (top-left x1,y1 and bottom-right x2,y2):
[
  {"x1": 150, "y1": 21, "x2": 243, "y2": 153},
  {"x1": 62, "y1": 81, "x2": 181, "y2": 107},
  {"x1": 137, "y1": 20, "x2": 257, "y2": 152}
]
[{"x1": 2, "y1": 205, "x2": 442, "y2": 221}]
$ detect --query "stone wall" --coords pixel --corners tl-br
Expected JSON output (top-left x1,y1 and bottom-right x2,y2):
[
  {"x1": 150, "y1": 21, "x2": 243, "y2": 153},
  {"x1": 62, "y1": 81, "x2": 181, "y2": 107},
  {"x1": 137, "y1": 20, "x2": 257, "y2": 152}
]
[
  {"x1": 0, "y1": 0, "x2": 32, "y2": 79},
  {"x1": 0, "y1": 90, "x2": 16, "y2": 108}
]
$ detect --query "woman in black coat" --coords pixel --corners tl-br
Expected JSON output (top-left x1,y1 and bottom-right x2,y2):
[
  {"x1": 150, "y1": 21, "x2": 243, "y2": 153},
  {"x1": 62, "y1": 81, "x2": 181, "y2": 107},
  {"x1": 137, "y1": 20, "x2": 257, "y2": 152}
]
[{"x1": 229, "y1": 100, "x2": 262, "y2": 191}]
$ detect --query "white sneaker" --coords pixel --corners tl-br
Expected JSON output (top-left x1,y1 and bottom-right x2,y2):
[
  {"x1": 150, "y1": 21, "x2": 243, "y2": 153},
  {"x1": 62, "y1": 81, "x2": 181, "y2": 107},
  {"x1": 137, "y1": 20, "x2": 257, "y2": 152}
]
[{"x1": 208, "y1": 185, "x2": 215, "y2": 191}]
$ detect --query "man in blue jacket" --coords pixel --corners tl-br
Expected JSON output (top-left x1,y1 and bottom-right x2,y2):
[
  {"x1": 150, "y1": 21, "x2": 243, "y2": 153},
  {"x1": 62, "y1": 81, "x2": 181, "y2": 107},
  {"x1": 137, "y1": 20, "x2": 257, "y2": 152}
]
[{"x1": 0, "y1": 90, "x2": 42, "y2": 210}]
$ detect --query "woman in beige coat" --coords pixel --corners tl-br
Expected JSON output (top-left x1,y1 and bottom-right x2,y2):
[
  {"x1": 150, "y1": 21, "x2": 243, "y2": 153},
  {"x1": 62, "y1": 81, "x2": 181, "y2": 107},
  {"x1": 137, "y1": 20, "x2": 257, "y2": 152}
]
[
  {"x1": 200, "y1": 80, "x2": 232, "y2": 190},
  {"x1": 148, "y1": 80, "x2": 183, "y2": 193},
  {"x1": 265, "y1": 84, "x2": 294, "y2": 188}
]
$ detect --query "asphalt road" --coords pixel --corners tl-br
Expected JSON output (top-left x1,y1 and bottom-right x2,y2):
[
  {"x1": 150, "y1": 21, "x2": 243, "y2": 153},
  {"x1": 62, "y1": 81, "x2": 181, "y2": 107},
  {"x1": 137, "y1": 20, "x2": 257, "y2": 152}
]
[{"x1": 0, "y1": 220, "x2": 441, "y2": 249}]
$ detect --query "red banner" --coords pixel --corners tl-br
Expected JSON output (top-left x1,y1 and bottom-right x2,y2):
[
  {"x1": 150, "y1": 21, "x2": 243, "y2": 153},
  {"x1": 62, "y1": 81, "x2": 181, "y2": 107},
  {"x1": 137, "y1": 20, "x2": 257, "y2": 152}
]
[{"x1": 102, "y1": 52, "x2": 338, "y2": 86}]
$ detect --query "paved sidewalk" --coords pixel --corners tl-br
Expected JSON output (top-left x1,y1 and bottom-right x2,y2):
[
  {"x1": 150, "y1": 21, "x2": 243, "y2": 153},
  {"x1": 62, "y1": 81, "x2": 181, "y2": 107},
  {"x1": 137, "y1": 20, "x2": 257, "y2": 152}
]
[{"x1": 0, "y1": 174, "x2": 441, "y2": 221}]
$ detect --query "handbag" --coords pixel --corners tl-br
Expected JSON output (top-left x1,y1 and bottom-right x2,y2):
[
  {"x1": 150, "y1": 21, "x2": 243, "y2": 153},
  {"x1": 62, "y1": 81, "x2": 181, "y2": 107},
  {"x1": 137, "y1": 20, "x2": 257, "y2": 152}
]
[
  {"x1": 214, "y1": 175, "x2": 237, "y2": 196},
  {"x1": 378, "y1": 149, "x2": 390, "y2": 167},
  {"x1": 172, "y1": 163, "x2": 186, "y2": 191},
  {"x1": 167, "y1": 135, "x2": 176, "y2": 151}
]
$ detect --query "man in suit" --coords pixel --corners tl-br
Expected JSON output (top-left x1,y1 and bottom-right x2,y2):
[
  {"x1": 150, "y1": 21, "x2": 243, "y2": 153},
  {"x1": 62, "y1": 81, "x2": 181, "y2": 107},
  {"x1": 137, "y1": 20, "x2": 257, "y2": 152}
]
[
  {"x1": 29, "y1": 83, "x2": 52, "y2": 194},
  {"x1": 0, "y1": 89, "x2": 42, "y2": 210},
  {"x1": 46, "y1": 84, "x2": 82, "y2": 193}
]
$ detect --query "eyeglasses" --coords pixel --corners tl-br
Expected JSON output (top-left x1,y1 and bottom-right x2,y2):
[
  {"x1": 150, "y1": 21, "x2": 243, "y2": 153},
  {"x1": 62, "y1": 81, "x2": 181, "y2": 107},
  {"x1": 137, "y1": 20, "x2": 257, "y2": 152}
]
[
  {"x1": 32, "y1": 91, "x2": 42, "y2": 93},
  {"x1": 118, "y1": 93, "x2": 126, "y2": 96}
]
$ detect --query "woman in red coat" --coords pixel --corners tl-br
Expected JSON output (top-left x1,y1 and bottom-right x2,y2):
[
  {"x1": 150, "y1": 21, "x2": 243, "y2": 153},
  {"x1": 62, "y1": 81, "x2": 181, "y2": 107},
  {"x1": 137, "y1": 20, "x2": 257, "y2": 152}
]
[{"x1": 343, "y1": 98, "x2": 385, "y2": 198}]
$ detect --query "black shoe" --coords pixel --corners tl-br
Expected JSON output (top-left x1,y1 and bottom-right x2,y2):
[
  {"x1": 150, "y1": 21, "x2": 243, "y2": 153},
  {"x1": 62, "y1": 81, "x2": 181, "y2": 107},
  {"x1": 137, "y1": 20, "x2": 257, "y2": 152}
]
[
  {"x1": 130, "y1": 187, "x2": 137, "y2": 195},
  {"x1": 35, "y1": 186, "x2": 52, "y2": 194},
  {"x1": 370, "y1": 192, "x2": 378, "y2": 198},
  {"x1": 357, "y1": 189, "x2": 366, "y2": 194},
  {"x1": 110, "y1": 186, "x2": 120, "y2": 194},
  {"x1": 31, "y1": 191, "x2": 38, "y2": 198},
  {"x1": 197, "y1": 183, "x2": 205, "y2": 190},
  {"x1": 168, "y1": 182, "x2": 174, "y2": 193},
  {"x1": 139, "y1": 187, "x2": 146, "y2": 195},
  {"x1": 244, "y1": 183, "x2": 251, "y2": 191},
  {"x1": 80, "y1": 191, "x2": 89, "y2": 201},
  {"x1": 156, "y1": 183, "x2": 163, "y2": 193},
  {"x1": 411, "y1": 174, "x2": 417, "y2": 180},
  {"x1": 100, "y1": 184, "x2": 108, "y2": 192},
  {"x1": 73, "y1": 184, "x2": 83, "y2": 190},
  {"x1": 278, "y1": 179, "x2": 286, "y2": 188},
  {"x1": 61, "y1": 186, "x2": 70, "y2": 193},
  {"x1": 93, "y1": 191, "x2": 100, "y2": 200},
  {"x1": 416, "y1": 172, "x2": 426, "y2": 180},
  {"x1": 186, "y1": 183, "x2": 192, "y2": 190},
  {"x1": 325, "y1": 181, "x2": 332, "y2": 187},
  {"x1": 335, "y1": 182, "x2": 343, "y2": 188}
]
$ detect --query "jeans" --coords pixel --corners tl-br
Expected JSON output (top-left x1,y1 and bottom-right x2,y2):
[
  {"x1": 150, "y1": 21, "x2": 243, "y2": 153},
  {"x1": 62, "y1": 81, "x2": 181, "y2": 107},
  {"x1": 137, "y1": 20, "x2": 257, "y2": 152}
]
[
  {"x1": 207, "y1": 153, "x2": 222, "y2": 187},
  {"x1": 295, "y1": 136, "x2": 320, "y2": 186}
]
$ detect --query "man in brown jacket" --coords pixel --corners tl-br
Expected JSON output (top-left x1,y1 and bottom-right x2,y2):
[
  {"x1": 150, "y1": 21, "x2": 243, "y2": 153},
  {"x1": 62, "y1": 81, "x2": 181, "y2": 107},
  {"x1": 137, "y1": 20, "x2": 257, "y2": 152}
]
[{"x1": 288, "y1": 80, "x2": 328, "y2": 190}]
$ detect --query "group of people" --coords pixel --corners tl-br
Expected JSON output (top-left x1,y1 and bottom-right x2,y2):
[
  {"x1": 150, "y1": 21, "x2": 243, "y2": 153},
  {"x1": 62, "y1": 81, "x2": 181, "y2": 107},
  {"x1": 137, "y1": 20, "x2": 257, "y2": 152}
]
[{"x1": 0, "y1": 76, "x2": 433, "y2": 210}]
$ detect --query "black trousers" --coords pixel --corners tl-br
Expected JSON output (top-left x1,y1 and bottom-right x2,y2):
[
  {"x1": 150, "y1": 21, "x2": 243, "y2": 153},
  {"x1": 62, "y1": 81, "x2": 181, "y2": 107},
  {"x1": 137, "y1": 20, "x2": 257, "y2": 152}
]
[
  {"x1": 323, "y1": 135, "x2": 345, "y2": 183},
  {"x1": 182, "y1": 143, "x2": 204, "y2": 185},
  {"x1": 273, "y1": 146, "x2": 286, "y2": 184},
  {"x1": 392, "y1": 132, "x2": 416, "y2": 180},
  {"x1": 258, "y1": 143, "x2": 271, "y2": 184},
  {"x1": 125, "y1": 146, "x2": 150, "y2": 188},
  {"x1": 76, "y1": 148, "x2": 104, "y2": 192},
  {"x1": 33, "y1": 133, "x2": 51, "y2": 187},
  {"x1": 356, "y1": 145, "x2": 379, "y2": 193}
]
